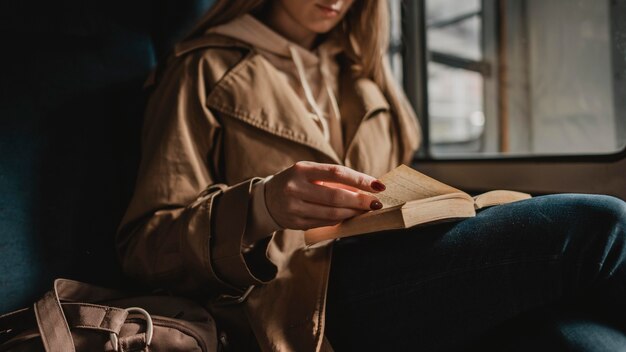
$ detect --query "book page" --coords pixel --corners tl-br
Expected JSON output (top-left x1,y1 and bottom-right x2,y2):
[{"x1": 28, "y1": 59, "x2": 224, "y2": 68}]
[
  {"x1": 473, "y1": 190, "x2": 531, "y2": 209},
  {"x1": 374, "y1": 165, "x2": 464, "y2": 208}
]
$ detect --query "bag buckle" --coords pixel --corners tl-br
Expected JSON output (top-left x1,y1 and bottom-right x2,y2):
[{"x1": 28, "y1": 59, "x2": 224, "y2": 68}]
[
  {"x1": 109, "y1": 307, "x2": 154, "y2": 351},
  {"x1": 213, "y1": 285, "x2": 255, "y2": 307}
]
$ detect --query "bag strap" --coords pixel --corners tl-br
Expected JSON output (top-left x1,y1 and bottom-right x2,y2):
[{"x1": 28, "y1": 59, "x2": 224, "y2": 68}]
[
  {"x1": 34, "y1": 290, "x2": 75, "y2": 352},
  {"x1": 0, "y1": 307, "x2": 34, "y2": 334},
  {"x1": 31, "y1": 279, "x2": 133, "y2": 352},
  {"x1": 62, "y1": 303, "x2": 129, "y2": 333},
  {"x1": 1, "y1": 279, "x2": 154, "y2": 351},
  {"x1": 1, "y1": 303, "x2": 129, "y2": 336}
]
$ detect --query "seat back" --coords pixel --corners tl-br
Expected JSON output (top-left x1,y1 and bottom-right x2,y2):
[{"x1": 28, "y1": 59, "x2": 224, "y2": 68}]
[{"x1": 0, "y1": 0, "x2": 214, "y2": 313}]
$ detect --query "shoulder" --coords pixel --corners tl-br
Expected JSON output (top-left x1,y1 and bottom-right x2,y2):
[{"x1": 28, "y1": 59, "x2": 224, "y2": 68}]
[
  {"x1": 143, "y1": 34, "x2": 256, "y2": 132},
  {"x1": 153, "y1": 33, "x2": 254, "y2": 91}
]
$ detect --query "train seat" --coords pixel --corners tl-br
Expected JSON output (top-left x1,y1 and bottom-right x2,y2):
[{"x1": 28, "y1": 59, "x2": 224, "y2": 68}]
[{"x1": 0, "y1": 0, "x2": 214, "y2": 313}]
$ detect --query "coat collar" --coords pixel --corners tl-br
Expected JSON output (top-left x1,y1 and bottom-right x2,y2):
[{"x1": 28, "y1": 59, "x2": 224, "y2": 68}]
[
  {"x1": 339, "y1": 69, "x2": 390, "y2": 157},
  {"x1": 207, "y1": 54, "x2": 343, "y2": 163},
  {"x1": 177, "y1": 34, "x2": 390, "y2": 164}
]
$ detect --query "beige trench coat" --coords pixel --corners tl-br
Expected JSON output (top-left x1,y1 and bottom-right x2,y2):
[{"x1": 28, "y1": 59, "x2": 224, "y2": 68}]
[{"x1": 117, "y1": 33, "x2": 421, "y2": 351}]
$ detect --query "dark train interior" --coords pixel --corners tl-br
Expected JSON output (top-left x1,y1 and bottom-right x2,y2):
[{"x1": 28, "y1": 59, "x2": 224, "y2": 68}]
[{"x1": 1, "y1": 0, "x2": 624, "y2": 350}]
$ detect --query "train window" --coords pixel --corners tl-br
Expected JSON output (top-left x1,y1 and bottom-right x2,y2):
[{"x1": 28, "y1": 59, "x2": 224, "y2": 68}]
[{"x1": 404, "y1": 0, "x2": 626, "y2": 158}]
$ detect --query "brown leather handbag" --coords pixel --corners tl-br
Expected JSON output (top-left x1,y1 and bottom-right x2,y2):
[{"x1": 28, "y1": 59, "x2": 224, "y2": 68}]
[{"x1": 0, "y1": 279, "x2": 218, "y2": 351}]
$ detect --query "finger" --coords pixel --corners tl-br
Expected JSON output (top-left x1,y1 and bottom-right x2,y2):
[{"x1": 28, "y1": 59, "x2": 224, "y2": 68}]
[
  {"x1": 313, "y1": 180, "x2": 360, "y2": 193},
  {"x1": 298, "y1": 182, "x2": 382, "y2": 210},
  {"x1": 300, "y1": 163, "x2": 386, "y2": 193},
  {"x1": 291, "y1": 199, "x2": 366, "y2": 222}
]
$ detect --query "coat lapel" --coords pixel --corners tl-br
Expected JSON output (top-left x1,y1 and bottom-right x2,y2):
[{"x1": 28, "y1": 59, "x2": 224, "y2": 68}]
[
  {"x1": 205, "y1": 49, "x2": 391, "y2": 166},
  {"x1": 207, "y1": 54, "x2": 342, "y2": 164}
]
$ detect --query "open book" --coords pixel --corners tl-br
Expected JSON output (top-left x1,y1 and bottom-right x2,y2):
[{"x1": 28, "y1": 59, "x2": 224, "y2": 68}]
[{"x1": 304, "y1": 165, "x2": 531, "y2": 245}]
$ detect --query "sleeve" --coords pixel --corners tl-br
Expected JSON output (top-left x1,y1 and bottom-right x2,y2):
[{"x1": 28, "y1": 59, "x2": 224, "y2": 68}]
[{"x1": 116, "y1": 54, "x2": 277, "y2": 295}]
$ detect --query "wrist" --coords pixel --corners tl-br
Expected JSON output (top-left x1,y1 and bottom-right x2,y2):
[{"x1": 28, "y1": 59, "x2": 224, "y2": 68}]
[{"x1": 244, "y1": 176, "x2": 282, "y2": 247}]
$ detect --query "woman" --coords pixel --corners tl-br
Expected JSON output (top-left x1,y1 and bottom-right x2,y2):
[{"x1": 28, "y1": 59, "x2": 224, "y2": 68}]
[{"x1": 117, "y1": 0, "x2": 626, "y2": 350}]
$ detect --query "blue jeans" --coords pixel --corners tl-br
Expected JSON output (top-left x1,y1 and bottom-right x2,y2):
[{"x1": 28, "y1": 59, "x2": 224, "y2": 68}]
[{"x1": 325, "y1": 194, "x2": 626, "y2": 351}]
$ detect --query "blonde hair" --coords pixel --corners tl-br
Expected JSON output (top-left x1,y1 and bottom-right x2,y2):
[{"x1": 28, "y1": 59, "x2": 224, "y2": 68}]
[{"x1": 185, "y1": 0, "x2": 390, "y2": 86}]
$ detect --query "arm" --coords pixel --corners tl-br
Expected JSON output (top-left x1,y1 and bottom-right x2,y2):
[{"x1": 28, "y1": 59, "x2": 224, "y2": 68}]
[
  {"x1": 117, "y1": 53, "x2": 389, "y2": 296},
  {"x1": 116, "y1": 55, "x2": 275, "y2": 295}
]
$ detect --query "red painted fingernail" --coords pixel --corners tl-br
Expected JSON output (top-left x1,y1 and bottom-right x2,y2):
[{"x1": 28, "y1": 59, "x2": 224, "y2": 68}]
[
  {"x1": 371, "y1": 181, "x2": 386, "y2": 192},
  {"x1": 370, "y1": 200, "x2": 383, "y2": 210}
]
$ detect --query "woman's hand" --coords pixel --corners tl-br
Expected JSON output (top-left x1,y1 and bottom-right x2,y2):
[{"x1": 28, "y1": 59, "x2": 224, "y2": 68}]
[{"x1": 265, "y1": 161, "x2": 386, "y2": 230}]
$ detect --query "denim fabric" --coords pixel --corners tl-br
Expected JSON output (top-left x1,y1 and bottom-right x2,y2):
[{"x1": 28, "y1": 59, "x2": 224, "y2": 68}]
[{"x1": 325, "y1": 194, "x2": 626, "y2": 351}]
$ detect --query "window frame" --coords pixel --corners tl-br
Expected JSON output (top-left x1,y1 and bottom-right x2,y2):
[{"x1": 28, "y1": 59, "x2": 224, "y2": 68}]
[
  {"x1": 403, "y1": 0, "x2": 626, "y2": 163},
  {"x1": 401, "y1": 0, "x2": 626, "y2": 201}
]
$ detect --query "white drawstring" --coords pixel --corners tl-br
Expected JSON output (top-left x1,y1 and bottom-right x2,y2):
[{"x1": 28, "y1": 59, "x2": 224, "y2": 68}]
[
  {"x1": 319, "y1": 48, "x2": 344, "y2": 157},
  {"x1": 319, "y1": 49, "x2": 342, "y2": 127},
  {"x1": 289, "y1": 45, "x2": 331, "y2": 141}
]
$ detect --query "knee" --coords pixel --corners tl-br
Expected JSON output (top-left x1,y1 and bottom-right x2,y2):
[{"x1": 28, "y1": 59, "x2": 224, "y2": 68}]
[
  {"x1": 545, "y1": 194, "x2": 626, "y2": 225},
  {"x1": 603, "y1": 196, "x2": 626, "y2": 224},
  {"x1": 548, "y1": 194, "x2": 626, "y2": 278},
  {"x1": 565, "y1": 196, "x2": 626, "y2": 261},
  {"x1": 534, "y1": 194, "x2": 626, "y2": 243},
  {"x1": 575, "y1": 194, "x2": 626, "y2": 226}
]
